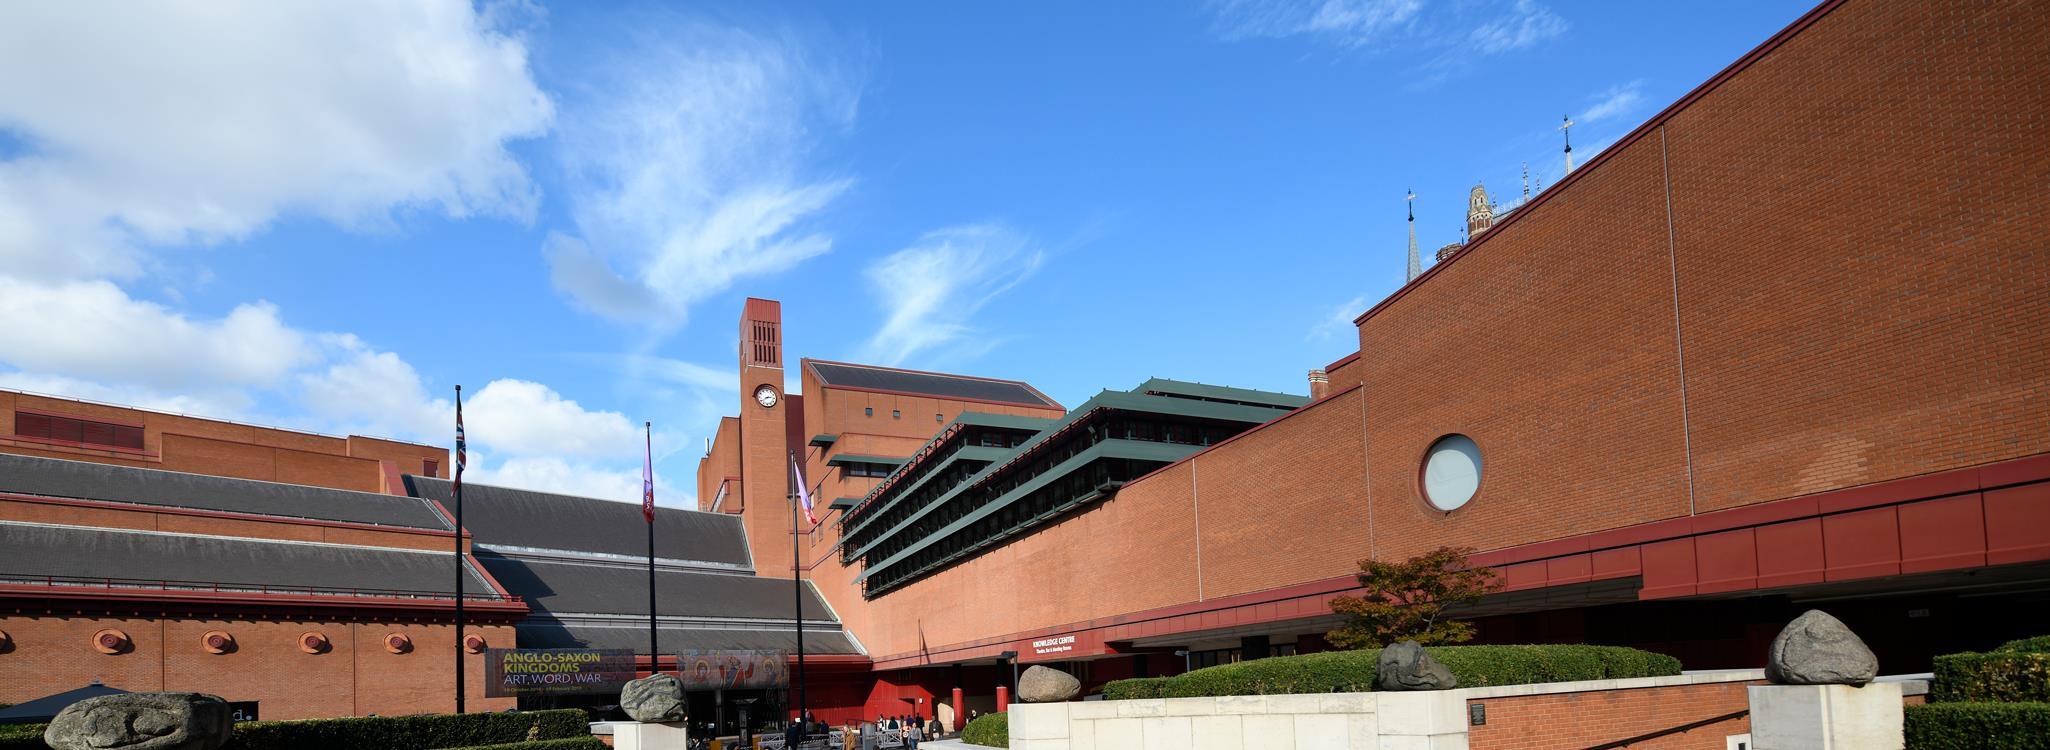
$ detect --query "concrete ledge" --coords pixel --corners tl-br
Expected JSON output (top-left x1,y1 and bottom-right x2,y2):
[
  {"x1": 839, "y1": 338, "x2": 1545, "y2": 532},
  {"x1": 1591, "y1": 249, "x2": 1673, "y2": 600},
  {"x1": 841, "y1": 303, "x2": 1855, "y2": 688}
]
[{"x1": 1459, "y1": 668, "x2": 1766, "y2": 699}]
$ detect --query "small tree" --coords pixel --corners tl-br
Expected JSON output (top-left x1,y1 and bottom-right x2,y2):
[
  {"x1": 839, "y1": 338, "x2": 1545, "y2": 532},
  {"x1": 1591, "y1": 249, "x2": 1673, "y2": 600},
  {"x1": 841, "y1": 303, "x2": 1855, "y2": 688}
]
[{"x1": 1326, "y1": 545, "x2": 1500, "y2": 650}]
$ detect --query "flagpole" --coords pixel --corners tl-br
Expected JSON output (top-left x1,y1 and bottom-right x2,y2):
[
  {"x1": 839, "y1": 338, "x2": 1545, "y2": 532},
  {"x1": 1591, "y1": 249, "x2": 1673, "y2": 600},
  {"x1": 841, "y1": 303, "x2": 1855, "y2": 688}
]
[
  {"x1": 646, "y1": 422, "x2": 658, "y2": 676},
  {"x1": 791, "y1": 451, "x2": 807, "y2": 724},
  {"x1": 454, "y1": 384, "x2": 466, "y2": 714}
]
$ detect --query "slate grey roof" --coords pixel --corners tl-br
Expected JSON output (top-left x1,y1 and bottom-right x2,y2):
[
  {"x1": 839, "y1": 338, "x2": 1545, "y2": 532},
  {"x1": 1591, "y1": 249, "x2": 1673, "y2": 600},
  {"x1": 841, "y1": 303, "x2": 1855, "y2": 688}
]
[
  {"x1": 0, "y1": 453, "x2": 449, "y2": 530},
  {"x1": 405, "y1": 476, "x2": 750, "y2": 568},
  {"x1": 0, "y1": 522, "x2": 493, "y2": 595},
  {"x1": 808, "y1": 361, "x2": 1058, "y2": 408},
  {"x1": 517, "y1": 622, "x2": 861, "y2": 654},
  {"x1": 476, "y1": 551, "x2": 831, "y2": 621}
]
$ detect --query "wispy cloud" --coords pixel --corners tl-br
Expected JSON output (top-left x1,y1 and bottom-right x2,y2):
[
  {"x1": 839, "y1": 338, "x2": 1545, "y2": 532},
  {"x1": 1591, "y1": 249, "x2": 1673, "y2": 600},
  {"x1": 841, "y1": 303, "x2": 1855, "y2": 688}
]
[
  {"x1": 545, "y1": 22, "x2": 859, "y2": 332},
  {"x1": 1206, "y1": 0, "x2": 1566, "y2": 70},
  {"x1": 1580, "y1": 81, "x2": 1644, "y2": 124},
  {"x1": 1466, "y1": 0, "x2": 1568, "y2": 54},
  {"x1": 1208, "y1": 0, "x2": 1423, "y2": 47},
  {"x1": 1310, "y1": 294, "x2": 1370, "y2": 342},
  {"x1": 859, "y1": 224, "x2": 1045, "y2": 368}
]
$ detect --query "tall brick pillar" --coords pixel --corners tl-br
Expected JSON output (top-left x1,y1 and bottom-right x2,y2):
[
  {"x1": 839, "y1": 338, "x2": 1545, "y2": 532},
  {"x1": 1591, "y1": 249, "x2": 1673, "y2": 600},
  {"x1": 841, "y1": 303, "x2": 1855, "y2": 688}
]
[{"x1": 737, "y1": 298, "x2": 792, "y2": 576}]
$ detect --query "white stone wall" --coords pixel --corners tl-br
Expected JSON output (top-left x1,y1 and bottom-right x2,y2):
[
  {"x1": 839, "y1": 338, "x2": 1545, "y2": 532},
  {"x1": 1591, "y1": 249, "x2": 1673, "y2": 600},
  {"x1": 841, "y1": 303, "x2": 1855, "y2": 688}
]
[
  {"x1": 1010, "y1": 691, "x2": 1468, "y2": 750},
  {"x1": 1008, "y1": 671, "x2": 1777, "y2": 750}
]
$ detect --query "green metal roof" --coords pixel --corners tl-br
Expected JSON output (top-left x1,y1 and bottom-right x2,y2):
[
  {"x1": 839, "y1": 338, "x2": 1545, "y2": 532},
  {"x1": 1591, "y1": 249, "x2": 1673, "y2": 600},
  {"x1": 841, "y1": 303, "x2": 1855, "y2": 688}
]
[
  {"x1": 840, "y1": 445, "x2": 1012, "y2": 540},
  {"x1": 828, "y1": 497, "x2": 861, "y2": 510},
  {"x1": 856, "y1": 438, "x2": 1196, "y2": 584},
  {"x1": 837, "y1": 411, "x2": 1055, "y2": 530},
  {"x1": 1135, "y1": 378, "x2": 1309, "y2": 409},
  {"x1": 826, "y1": 454, "x2": 907, "y2": 467},
  {"x1": 808, "y1": 434, "x2": 838, "y2": 447}
]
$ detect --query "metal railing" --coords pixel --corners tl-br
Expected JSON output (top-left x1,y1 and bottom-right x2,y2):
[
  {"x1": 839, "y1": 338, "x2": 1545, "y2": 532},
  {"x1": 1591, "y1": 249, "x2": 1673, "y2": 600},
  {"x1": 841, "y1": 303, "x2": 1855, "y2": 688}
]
[{"x1": 0, "y1": 574, "x2": 521, "y2": 603}]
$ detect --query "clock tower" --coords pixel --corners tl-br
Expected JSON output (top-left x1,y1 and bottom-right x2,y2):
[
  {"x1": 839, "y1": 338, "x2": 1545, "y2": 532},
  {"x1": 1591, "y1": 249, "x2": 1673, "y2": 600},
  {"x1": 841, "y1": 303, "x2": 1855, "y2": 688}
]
[{"x1": 737, "y1": 297, "x2": 794, "y2": 574}]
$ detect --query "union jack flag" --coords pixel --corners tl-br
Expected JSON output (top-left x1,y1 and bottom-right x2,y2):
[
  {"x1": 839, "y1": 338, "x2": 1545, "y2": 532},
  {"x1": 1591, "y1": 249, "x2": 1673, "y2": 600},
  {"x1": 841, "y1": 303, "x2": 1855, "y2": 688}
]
[{"x1": 454, "y1": 392, "x2": 466, "y2": 495}]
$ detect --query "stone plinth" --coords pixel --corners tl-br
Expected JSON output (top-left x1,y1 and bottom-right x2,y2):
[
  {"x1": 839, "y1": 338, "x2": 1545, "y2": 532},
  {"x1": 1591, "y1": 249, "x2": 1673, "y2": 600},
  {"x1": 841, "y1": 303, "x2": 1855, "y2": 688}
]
[
  {"x1": 1747, "y1": 683, "x2": 1903, "y2": 750},
  {"x1": 608, "y1": 721, "x2": 692, "y2": 750}
]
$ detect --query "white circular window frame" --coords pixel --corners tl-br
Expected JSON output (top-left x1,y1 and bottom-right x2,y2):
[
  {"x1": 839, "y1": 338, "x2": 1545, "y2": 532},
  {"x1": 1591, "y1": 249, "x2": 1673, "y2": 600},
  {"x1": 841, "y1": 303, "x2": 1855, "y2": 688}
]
[{"x1": 1421, "y1": 434, "x2": 1483, "y2": 512}]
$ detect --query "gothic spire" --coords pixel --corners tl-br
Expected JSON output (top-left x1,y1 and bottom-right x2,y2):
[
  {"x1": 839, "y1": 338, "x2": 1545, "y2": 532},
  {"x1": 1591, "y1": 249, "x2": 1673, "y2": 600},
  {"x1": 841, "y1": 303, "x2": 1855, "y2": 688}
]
[{"x1": 1405, "y1": 189, "x2": 1421, "y2": 282}]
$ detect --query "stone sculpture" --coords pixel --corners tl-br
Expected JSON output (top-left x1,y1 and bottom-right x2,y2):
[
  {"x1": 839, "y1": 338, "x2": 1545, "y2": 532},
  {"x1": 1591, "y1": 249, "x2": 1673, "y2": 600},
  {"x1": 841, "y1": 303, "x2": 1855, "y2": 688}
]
[
  {"x1": 44, "y1": 692, "x2": 233, "y2": 750},
  {"x1": 1377, "y1": 640, "x2": 1457, "y2": 691},
  {"x1": 1017, "y1": 665, "x2": 1082, "y2": 703},
  {"x1": 1766, "y1": 609, "x2": 1878, "y2": 685},
  {"x1": 620, "y1": 673, "x2": 688, "y2": 722}
]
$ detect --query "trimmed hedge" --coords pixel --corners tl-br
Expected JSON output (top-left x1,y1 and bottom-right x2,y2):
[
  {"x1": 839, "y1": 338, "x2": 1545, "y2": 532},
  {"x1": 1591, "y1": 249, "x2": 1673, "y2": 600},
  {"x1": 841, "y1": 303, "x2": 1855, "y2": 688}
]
[
  {"x1": 1996, "y1": 636, "x2": 2050, "y2": 654},
  {"x1": 1933, "y1": 651, "x2": 2050, "y2": 703},
  {"x1": 1100, "y1": 676, "x2": 1171, "y2": 700},
  {"x1": 1103, "y1": 645, "x2": 1681, "y2": 699},
  {"x1": 444, "y1": 738, "x2": 607, "y2": 750},
  {"x1": 961, "y1": 711, "x2": 1008, "y2": 748},
  {"x1": 0, "y1": 724, "x2": 46, "y2": 750},
  {"x1": 223, "y1": 709, "x2": 588, "y2": 750},
  {"x1": 1905, "y1": 702, "x2": 2050, "y2": 750}
]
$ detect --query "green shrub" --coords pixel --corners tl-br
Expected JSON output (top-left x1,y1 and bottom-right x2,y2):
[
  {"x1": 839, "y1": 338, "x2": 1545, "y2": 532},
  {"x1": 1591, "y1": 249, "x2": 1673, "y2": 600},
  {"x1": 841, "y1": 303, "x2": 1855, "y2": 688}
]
[
  {"x1": 1933, "y1": 652, "x2": 2050, "y2": 703},
  {"x1": 0, "y1": 723, "x2": 47, "y2": 750},
  {"x1": 1100, "y1": 676, "x2": 1171, "y2": 700},
  {"x1": 1996, "y1": 636, "x2": 2050, "y2": 654},
  {"x1": 1905, "y1": 702, "x2": 2050, "y2": 750},
  {"x1": 961, "y1": 711, "x2": 1008, "y2": 748},
  {"x1": 443, "y1": 738, "x2": 607, "y2": 750},
  {"x1": 223, "y1": 709, "x2": 587, "y2": 750},
  {"x1": 1103, "y1": 645, "x2": 1680, "y2": 699}
]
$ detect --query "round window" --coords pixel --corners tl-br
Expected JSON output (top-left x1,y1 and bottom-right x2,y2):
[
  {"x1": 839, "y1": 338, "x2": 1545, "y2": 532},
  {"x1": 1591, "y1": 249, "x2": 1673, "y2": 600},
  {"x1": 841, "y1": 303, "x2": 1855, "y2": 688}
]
[{"x1": 1422, "y1": 434, "x2": 1482, "y2": 511}]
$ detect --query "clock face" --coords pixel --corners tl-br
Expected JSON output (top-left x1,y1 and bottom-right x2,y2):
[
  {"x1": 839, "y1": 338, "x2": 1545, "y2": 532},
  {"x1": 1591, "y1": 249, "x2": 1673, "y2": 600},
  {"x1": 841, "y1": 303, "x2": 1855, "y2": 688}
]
[{"x1": 754, "y1": 385, "x2": 779, "y2": 408}]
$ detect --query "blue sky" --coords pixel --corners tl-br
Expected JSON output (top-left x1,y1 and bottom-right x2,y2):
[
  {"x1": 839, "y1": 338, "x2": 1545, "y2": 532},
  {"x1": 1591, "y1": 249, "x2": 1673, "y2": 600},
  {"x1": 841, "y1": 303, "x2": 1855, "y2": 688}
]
[{"x1": 0, "y1": 0, "x2": 1811, "y2": 505}]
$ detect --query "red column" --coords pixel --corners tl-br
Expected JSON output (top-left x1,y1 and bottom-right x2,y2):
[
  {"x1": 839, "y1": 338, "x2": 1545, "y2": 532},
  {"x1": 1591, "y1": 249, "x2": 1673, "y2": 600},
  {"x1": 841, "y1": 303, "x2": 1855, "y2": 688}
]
[
  {"x1": 951, "y1": 686, "x2": 964, "y2": 728},
  {"x1": 996, "y1": 685, "x2": 1009, "y2": 713}
]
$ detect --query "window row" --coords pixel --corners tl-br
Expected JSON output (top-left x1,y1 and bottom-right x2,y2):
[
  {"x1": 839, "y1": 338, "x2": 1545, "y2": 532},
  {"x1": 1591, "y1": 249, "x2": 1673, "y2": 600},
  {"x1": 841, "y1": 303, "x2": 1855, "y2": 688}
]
[{"x1": 14, "y1": 411, "x2": 145, "y2": 451}]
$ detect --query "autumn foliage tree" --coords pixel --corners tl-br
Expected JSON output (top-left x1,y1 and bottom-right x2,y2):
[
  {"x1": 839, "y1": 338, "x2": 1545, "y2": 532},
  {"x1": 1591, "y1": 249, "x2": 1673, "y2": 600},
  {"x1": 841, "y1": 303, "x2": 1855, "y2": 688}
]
[{"x1": 1326, "y1": 546, "x2": 1500, "y2": 650}]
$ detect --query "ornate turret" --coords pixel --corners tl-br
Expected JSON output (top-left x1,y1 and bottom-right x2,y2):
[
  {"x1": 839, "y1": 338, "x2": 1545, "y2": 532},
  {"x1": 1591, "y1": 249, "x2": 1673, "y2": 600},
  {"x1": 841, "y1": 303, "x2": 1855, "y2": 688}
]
[{"x1": 1466, "y1": 183, "x2": 1495, "y2": 238}]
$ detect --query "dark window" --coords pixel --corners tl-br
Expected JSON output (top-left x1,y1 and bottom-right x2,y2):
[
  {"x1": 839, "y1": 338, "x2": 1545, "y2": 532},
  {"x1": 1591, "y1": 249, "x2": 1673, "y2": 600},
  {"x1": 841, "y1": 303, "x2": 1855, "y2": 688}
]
[
  {"x1": 891, "y1": 410, "x2": 901, "y2": 419},
  {"x1": 936, "y1": 413, "x2": 944, "y2": 423},
  {"x1": 14, "y1": 411, "x2": 145, "y2": 451},
  {"x1": 864, "y1": 407, "x2": 873, "y2": 417}
]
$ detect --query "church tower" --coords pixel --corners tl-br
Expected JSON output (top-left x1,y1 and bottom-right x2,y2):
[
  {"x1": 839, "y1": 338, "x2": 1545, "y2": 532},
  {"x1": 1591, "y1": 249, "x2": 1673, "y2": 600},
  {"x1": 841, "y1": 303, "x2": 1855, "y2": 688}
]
[
  {"x1": 737, "y1": 298, "x2": 794, "y2": 575},
  {"x1": 1466, "y1": 183, "x2": 1495, "y2": 238},
  {"x1": 1405, "y1": 189, "x2": 1421, "y2": 282}
]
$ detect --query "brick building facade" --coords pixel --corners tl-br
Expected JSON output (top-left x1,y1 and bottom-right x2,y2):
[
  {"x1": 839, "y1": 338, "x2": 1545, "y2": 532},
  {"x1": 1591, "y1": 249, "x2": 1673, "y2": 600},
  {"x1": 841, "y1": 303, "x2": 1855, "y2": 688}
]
[
  {"x1": 692, "y1": 0, "x2": 2050, "y2": 731},
  {"x1": 1, "y1": 0, "x2": 2044, "y2": 740}
]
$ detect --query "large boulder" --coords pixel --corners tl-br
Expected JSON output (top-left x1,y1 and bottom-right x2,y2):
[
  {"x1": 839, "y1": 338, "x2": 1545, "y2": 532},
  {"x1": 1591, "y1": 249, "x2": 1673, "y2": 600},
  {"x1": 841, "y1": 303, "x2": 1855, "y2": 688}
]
[
  {"x1": 1377, "y1": 641, "x2": 1457, "y2": 691},
  {"x1": 619, "y1": 673, "x2": 688, "y2": 722},
  {"x1": 44, "y1": 692, "x2": 232, "y2": 750},
  {"x1": 1766, "y1": 610, "x2": 1878, "y2": 686},
  {"x1": 1017, "y1": 665, "x2": 1081, "y2": 703}
]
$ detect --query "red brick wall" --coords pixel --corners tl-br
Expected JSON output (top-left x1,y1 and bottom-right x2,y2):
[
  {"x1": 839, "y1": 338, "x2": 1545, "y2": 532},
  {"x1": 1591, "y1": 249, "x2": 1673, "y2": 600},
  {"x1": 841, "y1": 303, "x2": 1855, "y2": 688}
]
[
  {"x1": 0, "y1": 614, "x2": 513, "y2": 719},
  {"x1": 836, "y1": 0, "x2": 2050, "y2": 663},
  {"x1": 1467, "y1": 680, "x2": 1757, "y2": 750},
  {"x1": 1, "y1": 388, "x2": 446, "y2": 495}
]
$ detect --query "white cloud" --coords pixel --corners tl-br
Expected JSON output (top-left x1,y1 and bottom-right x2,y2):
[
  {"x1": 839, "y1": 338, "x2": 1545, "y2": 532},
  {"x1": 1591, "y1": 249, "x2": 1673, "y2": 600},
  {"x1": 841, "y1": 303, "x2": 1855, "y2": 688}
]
[
  {"x1": 0, "y1": 371, "x2": 255, "y2": 421},
  {"x1": 0, "y1": 276, "x2": 314, "y2": 390},
  {"x1": 1579, "y1": 81, "x2": 1644, "y2": 124},
  {"x1": 1208, "y1": 0, "x2": 1423, "y2": 47},
  {"x1": 859, "y1": 224, "x2": 1044, "y2": 368},
  {"x1": 298, "y1": 336, "x2": 451, "y2": 442},
  {"x1": 467, "y1": 454, "x2": 684, "y2": 508},
  {"x1": 463, "y1": 379, "x2": 645, "y2": 460},
  {"x1": 0, "y1": 0, "x2": 552, "y2": 279},
  {"x1": 1467, "y1": 0, "x2": 1568, "y2": 54},
  {"x1": 545, "y1": 24, "x2": 857, "y2": 329},
  {"x1": 1310, "y1": 294, "x2": 1370, "y2": 341},
  {"x1": 1207, "y1": 0, "x2": 1563, "y2": 60}
]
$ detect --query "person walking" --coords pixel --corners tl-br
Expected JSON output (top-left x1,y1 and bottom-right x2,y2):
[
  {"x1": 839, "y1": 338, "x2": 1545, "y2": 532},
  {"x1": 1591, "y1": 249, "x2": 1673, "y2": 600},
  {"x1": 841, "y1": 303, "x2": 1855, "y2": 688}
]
[
  {"x1": 904, "y1": 719, "x2": 922, "y2": 750},
  {"x1": 783, "y1": 719, "x2": 804, "y2": 750}
]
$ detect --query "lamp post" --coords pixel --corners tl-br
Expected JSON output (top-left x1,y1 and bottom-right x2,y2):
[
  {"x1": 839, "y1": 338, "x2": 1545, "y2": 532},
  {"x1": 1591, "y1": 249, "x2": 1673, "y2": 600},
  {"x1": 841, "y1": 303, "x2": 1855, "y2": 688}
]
[{"x1": 1175, "y1": 649, "x2": 1191, "y2": 673}]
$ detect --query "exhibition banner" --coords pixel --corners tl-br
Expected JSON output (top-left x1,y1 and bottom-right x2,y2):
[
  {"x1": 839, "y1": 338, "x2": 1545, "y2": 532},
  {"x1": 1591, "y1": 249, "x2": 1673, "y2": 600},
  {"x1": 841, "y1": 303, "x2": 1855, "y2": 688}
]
[
  {"x1": 675, "y1": 650, "x2": 789, "y2": 690},
  {"x1": 485, "y1": 648, "x2": 639, "y2": 697}
]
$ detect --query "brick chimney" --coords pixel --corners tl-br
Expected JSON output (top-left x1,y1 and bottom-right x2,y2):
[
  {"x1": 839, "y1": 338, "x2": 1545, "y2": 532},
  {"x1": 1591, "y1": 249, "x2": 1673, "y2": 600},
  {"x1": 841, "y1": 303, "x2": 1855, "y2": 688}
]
[{"x1": 1308, "y1": 369, "x2": 1330, "y2": 400}]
